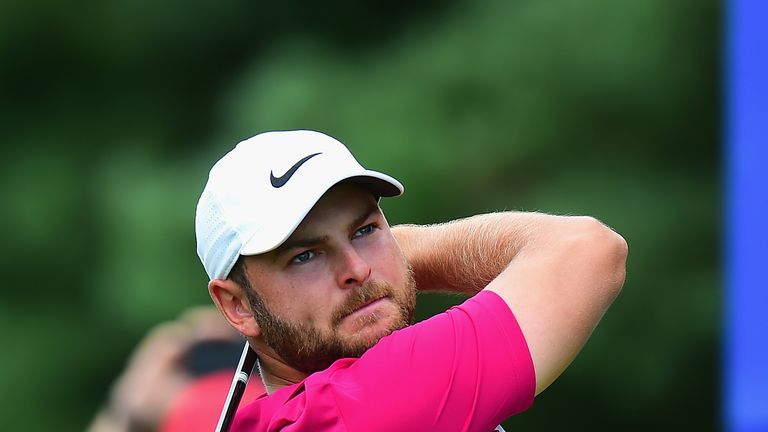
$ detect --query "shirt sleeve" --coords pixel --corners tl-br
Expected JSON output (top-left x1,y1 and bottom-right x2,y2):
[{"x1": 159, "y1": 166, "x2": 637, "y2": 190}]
[{"x1": 326, "y1": 290, "x2": 536, "y2": 432}]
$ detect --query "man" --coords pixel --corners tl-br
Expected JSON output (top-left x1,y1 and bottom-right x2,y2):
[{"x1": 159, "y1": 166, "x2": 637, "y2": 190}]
[
  {"x1": 87, "y1": 307, "x2": 265, "y2": 432},
  {"x1": 195, "y1": 130, "x2": 627, "y2": 431}
]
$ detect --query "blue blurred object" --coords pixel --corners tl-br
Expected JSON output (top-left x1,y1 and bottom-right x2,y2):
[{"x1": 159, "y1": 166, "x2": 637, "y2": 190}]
[{"x1": 726, "y1": 0, "x2": 768, "y2": 430}]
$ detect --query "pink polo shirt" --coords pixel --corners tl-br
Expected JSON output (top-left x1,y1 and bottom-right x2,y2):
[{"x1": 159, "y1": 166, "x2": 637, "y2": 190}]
[{"x1": 231, "y1": 290, "x2": 536, "y2": 432}]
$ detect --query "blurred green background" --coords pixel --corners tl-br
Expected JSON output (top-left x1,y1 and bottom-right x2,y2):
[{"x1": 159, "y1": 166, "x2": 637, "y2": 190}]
[{"x1": 0, "y1": 0, "x2": 719, "y2": 430}]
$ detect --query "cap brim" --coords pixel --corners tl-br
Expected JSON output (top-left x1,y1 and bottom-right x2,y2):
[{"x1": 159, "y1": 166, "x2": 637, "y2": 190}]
[{"x1": 344, "y1": 172, "x2": 403, "y2": 198}]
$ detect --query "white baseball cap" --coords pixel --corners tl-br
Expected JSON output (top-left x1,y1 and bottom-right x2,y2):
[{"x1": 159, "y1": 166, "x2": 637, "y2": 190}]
[{"x1": 195, "y1": 130, "x2": 404, "y2": 280}]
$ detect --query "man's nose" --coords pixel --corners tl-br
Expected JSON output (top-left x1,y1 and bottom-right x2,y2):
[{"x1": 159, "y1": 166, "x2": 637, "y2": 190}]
[{"x1": 335, "y1": 246, "x2": 371, "y2": 289}]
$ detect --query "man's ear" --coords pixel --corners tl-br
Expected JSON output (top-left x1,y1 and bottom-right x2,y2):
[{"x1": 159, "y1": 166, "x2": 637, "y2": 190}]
[{"x1": 208, "y1": 278, "x2": 261, "y2": 338}]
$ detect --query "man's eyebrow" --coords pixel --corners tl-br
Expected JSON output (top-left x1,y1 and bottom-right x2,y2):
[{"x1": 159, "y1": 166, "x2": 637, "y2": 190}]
[
  {"x1": 348, "y1": 201, "x2": 381, "y2": 233},
  {"x1": 276, "y1": 201, "x2": 381, "y2": 254},
  {"x1": 276, "y1": 234, "x2": 328, "y2": 254}
]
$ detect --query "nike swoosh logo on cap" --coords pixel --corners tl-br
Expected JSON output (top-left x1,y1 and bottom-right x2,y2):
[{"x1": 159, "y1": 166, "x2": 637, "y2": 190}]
[{"x1": 270, "y1": 152, "x2": 322, "y2": 188}]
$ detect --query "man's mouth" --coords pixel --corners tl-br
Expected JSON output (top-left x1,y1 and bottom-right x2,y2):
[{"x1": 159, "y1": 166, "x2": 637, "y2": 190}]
[{"x1": 342, "y1": 295, "x2": 388, "y2": 320}]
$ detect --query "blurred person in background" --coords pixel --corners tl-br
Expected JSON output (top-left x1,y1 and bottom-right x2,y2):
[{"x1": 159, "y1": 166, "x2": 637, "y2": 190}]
[
  {"x1": 195, "y1": 129, "x2": 628, "y2": 431},
  {"x1": 87, "y1": 306, "x2": 264, "y2": 432}
]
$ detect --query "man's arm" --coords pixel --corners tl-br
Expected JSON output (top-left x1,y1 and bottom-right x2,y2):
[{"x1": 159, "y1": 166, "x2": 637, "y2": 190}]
[{"x1": 392, "y1": 212, "x2": 627, "y2": 395}]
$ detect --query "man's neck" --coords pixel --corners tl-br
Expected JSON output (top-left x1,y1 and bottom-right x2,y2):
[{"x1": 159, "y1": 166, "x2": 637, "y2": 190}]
[{"x1": 253, "y1": 345, "x2": 309, "y2": 394}]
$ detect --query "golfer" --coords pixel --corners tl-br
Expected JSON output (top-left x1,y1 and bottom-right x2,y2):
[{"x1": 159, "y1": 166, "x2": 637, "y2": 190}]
[{"x1": 195, "y1": 130, "x2": 627, "y2": 431}]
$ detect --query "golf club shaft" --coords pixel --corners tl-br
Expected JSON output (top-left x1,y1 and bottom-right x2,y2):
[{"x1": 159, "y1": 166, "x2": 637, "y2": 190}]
[{"x1": 215, "y1": 341, "x2": 257, "y2": 432}]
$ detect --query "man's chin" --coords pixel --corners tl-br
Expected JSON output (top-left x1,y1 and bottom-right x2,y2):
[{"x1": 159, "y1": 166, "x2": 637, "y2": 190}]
[
  {"x1": 346, "y1": 328, "x2": 391, "y2": 352},
  {"x1": 260, "y1": 288, "x2": 414, "y2": 374},
  {"x1": 338, "y1": 296, "x2": 404, "y2": 332},
  {"x1": 343, "y1": 313, "x2": 409, "y2": 353}
]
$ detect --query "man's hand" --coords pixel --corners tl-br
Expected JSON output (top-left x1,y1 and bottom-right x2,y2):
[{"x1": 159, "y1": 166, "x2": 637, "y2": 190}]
[
  {"x1": 393, "y1": 212, "x2": 627, "y2": 395},
  {"x1": 87, "y1": 307, "x2": 241, "y2": 432}
]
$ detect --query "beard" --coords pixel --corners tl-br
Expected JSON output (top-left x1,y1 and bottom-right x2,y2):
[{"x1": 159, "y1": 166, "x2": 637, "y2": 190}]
[{"x1": 244, "y1": 268, "x2": 417, "y2": 374}]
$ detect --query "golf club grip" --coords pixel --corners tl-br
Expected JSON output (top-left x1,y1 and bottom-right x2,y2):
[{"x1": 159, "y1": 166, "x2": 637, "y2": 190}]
[{"x1": 215, "y1": 342, "x2": 258, "y2": 432}]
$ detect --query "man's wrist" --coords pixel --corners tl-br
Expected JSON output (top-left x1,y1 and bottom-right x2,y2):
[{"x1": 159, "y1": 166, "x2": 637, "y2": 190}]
[
  {"x1": 392, "y1": 222, "x2": 480, "y2": 294},
  {"x1": 392, "y1": 224, "x2": 434, "y2": 292}
]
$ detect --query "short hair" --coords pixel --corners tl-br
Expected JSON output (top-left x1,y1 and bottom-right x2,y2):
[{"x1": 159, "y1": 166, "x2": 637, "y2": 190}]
[
  {"x1": 227, "y1": 255, "x2": 273, "y2": 326},
  {"x1": 228, "y1": 255, "x2": 252, "y2": 291}
]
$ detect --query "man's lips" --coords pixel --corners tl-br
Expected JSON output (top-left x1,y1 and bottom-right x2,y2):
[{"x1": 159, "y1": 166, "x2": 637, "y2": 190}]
[{"x1": 343, "y1": 296, "x2": 388, "y2": 320}]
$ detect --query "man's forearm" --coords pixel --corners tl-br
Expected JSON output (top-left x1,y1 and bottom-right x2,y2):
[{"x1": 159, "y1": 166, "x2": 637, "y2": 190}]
[
  {"x1": 393, "y1": 211, "x2": 627, "y2": 395},
  {"x1": 392, "y1": 212, "x2": 554, "y2": 293}
]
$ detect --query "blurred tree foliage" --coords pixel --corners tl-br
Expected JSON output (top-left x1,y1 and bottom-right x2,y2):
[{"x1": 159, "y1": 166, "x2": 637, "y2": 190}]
[{"x1": 0, "y1": 0, "x2": 718, "y2": 430}]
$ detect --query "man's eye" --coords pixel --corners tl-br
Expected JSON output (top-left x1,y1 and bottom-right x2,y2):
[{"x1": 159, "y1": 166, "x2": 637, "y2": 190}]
[
  {"x1": 353, "y1": 224, "x2": 377, "y2": 238},
  {"x1": 291, "y1": 250, "x2": 314, "y2": 264}
]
